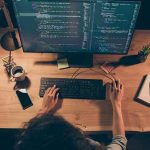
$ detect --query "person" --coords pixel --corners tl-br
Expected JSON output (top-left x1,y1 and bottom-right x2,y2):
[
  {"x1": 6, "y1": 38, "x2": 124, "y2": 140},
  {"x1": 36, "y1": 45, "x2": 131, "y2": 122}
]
[{"x1": 14, "y1": 79, "x2": 127, "y2": 150}]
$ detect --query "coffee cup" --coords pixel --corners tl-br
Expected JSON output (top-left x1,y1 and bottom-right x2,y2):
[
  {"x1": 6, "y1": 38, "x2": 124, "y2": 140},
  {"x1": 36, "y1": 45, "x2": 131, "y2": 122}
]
[{"x1": 11, "y1": 66, "x2": 26, "y2": 81}]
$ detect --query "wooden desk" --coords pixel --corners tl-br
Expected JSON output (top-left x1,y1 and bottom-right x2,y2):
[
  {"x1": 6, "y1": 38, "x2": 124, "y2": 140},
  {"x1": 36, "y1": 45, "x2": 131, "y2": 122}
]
[{"x1": 0, "y1": 30, "x2": 150, "y2": 132}]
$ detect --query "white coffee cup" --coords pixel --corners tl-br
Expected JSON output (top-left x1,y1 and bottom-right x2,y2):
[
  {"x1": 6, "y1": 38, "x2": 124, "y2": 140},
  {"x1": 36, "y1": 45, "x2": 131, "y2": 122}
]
[{"x1": 11, "y1": 66, "x2": 26, "y2": 81}]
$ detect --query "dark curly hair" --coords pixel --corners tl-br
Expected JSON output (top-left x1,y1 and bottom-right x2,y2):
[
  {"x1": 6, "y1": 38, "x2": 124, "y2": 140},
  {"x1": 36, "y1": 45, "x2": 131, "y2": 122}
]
[{"x1": 14, "y1": 113, "x2": 102, "y2": 150}]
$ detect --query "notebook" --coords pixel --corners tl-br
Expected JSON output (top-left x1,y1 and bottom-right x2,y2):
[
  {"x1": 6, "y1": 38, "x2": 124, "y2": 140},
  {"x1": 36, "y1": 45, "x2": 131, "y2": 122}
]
[{"x1": 136, "y1": 74, "x2": 150, "y2": 106}]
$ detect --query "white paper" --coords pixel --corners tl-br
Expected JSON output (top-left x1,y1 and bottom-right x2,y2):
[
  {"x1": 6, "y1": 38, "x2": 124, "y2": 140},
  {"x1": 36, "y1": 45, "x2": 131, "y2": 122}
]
[{"x1": 136, "y1": 74, "x2": 150, "y2": 104}]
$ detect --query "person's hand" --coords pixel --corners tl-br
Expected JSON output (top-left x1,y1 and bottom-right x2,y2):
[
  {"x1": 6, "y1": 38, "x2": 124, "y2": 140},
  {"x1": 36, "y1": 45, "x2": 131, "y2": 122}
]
[
  {"x1": 107, "y1": 79, "x2": 124, "y2": 107},
  {"x1": 107, "y1": 80, "x2": 125, "y2": 136},
  {"x1": 39, "y1": 85, "x2": 62, "y2": 114}
]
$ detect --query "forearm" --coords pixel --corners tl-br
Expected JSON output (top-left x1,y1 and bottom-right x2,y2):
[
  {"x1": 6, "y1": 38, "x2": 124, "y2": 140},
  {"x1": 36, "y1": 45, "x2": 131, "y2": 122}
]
[{"x1": 112, "y1": 104, "x2": 125, "y2": 136}]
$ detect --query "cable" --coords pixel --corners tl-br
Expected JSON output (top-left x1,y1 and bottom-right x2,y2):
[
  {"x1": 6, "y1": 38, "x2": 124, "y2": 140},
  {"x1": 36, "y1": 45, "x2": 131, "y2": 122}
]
[
  {"x1": 70, "y1": 65, "x2": 117, "y2": 81},
  {"x1": 71, "y1": 68, "x2": 81, "y2": 78},
  {"x1": 73, "y1": 69, "x2": 90, "y2": 79},
  {"x1": 89, "y1": 68, "x2": 114, "y2": 81},
  {"x1": 72, "y1": 67, "x2": 114, "y2": 81}
]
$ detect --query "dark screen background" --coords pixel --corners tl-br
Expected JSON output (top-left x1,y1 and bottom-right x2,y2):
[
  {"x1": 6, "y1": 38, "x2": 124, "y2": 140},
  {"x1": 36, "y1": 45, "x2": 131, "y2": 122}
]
[
  {"x1": 2, "y1": 0, "x2": 141, "y2": 54},
  {"x1": 1, "y1": 0, "x2": 150, "y2": 29}
]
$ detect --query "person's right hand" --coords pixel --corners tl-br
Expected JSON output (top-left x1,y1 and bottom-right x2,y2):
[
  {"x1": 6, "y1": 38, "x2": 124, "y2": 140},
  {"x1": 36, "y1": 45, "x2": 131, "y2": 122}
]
[{"x1": 107, "y1": 79, "x2": 124, "y2": 107}]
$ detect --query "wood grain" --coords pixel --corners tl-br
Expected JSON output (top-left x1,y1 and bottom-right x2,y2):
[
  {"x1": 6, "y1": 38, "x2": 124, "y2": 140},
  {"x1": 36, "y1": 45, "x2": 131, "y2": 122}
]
[{"x1": 0, "y1": 30, "x2": 150, "y2": 131}]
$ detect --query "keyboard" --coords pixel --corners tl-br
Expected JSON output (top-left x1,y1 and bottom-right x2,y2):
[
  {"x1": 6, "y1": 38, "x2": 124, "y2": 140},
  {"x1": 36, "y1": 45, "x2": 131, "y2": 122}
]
[{"x1": 39, "y1": 78, "x2": 105, "y2": 100}]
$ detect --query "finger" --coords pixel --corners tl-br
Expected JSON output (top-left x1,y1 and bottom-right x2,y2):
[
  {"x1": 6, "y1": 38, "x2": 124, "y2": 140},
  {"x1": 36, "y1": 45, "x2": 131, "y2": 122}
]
[
  {"x1": 43, "y1": 87, "x2": 52, "y2": 98},
  {"x1": 52, "y1": 88, "x2": 59, "y2": 96},
  {"x1": 56, "y1": 93, "x2": 59, "y2": 102},
  {"x1": 112, "y1": 80, "x2": 117, "y2": 90},
  {"x1": 52, "y1": 93, "x2": 59, "y2": 106},
  {"x1": 115, "y1": 80, "x2": 119, "y2": 88},
  {"x1": 45, "y1": 87, "x2": 51, "y2": 94},
  {"x1": 117, "y1": 79, "x2": 120, "y2": 89},
  {"x1": 49, "y1": 85, "x2": 56, "y2": 94}
]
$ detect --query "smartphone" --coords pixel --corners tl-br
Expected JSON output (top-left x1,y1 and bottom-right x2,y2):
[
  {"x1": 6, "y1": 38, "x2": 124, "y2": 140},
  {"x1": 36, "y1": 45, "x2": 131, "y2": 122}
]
[{"x1": 16, "y1": 89, "x2": 33, "y2": 110}]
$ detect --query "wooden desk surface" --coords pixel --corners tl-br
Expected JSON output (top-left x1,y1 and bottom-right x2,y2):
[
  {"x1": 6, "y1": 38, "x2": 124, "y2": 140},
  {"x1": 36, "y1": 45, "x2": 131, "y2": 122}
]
[{"x1": 0, "y1": 30, "x2": 150, "y2": 132}]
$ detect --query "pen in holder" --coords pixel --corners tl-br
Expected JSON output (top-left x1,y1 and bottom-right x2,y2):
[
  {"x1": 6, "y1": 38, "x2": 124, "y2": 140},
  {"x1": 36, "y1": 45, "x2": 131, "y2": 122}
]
[{"x1": 1, "y1": 55, "x2": 16, "y2": 76}]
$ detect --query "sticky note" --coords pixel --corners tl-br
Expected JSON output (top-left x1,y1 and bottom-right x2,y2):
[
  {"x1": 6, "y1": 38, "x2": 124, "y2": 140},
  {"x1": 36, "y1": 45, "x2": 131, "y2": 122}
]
[{"x1": 57, "y1": 58, "x2": 69, "y2": 69}]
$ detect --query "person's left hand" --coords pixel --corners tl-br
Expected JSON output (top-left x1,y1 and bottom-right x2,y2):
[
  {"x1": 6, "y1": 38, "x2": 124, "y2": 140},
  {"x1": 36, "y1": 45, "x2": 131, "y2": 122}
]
[{"x1": 39, "y1": 85, "x2": 62, "y2": 114}]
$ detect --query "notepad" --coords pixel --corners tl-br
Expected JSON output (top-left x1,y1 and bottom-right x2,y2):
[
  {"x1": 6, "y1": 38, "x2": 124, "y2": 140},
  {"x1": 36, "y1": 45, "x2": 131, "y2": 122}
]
[
  {"x1": 136, "y1": 74, "x2": 150, "y2": 106},
  {"x1": 57, "y1": 58, "x2": 69, "y2": 70}
]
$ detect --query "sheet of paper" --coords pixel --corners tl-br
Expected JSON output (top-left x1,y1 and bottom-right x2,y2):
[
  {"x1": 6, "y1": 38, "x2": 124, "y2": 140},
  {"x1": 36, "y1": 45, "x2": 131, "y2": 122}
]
[
  {"x1": 57, "y1": 58, "x2": 69, "y2": 70},
  {"x1": 136, "y1": 74, "x2": 150, "y2": 104}
]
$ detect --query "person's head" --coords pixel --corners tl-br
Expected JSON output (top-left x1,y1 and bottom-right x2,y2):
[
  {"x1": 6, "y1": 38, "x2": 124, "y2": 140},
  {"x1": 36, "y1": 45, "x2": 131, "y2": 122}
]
[{"x1": 15, "y1": 113, "x2": 102, "y2": 150}]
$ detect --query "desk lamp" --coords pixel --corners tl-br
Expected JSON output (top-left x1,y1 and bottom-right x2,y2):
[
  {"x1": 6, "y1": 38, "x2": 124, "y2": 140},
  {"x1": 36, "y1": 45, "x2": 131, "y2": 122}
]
[
  {"x1": 0, "y1": 0, "x2": 21, "y2": 51},
  {"x1": 0, "y1": 0, "x2": 21, "y2": 74}
]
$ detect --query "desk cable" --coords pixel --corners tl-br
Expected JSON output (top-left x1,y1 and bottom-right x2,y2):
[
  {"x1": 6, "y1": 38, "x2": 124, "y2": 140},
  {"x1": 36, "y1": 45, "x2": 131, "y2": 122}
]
[{"x1": 71, "y1": 67, "x2": 116, "y2": 81}]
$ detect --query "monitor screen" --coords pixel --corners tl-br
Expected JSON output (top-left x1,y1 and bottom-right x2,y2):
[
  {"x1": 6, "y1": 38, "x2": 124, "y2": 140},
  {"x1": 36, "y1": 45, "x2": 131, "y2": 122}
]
[{"x1": 12, "y1": 0, "x2": 141, "y2": 54}]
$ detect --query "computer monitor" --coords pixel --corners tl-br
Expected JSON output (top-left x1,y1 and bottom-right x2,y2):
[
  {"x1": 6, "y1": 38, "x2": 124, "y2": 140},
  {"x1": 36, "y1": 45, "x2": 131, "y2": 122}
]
[{"x1": 11, "y1": 0, "x2": 141, "y2": 67}]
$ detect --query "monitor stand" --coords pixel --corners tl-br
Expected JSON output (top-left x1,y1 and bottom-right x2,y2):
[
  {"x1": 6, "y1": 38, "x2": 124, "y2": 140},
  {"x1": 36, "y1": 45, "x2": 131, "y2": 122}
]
[{"x1": 58, "y1": 53, "x2": 93, "y2": 68}]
